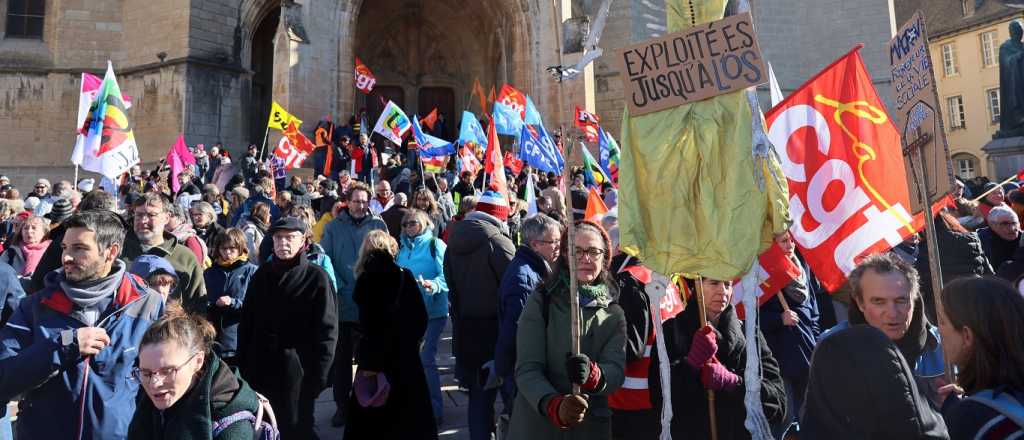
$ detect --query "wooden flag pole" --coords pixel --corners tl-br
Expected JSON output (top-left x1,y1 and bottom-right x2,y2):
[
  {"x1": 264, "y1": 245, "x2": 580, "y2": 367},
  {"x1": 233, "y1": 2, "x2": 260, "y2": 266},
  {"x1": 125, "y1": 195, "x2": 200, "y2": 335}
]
[
  {"x1": 694, "y1": 276, "x2": 719, "y2": 440},
  {"x1": 970, "y1": 173, "x2": 1019, "y2": 203},
  {"x1": 905, "y1": 132, "x2": 954, "y2": 383},
  {"x1": 549, "y1": 0, "x2": 583, "y2": 396},
  {"x1": 258, "y1": 126, "x2": 271, "y2": 162}
]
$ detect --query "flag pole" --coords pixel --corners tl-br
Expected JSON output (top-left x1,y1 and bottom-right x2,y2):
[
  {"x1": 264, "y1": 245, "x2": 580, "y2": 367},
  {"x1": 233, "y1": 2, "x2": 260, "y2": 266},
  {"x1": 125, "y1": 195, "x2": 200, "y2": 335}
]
[
  {"x1": 906, "y1": 132, "x2": 953, "y2": 383},
  {"x1": 258, "y1": 126, "x2": 270, "y2": 162},
  {"x1": 970, "y1": 173, "x2": 1018, "y2": 203},
  {"x1": 549, "y1": 0, "x2": 583, "y2": 397},
  {"x1": 694, "y1": 276, "x2": 719, "y2": 440},
  {"x1": 74, "y1": 165, "x2": 80, "y2": 188}
]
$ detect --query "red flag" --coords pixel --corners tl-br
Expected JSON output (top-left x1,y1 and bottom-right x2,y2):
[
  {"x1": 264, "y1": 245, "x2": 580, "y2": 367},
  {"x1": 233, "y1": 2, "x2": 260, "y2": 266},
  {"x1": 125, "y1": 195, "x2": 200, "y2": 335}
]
[
  {"x1": 460, "y1": 144, "x2": 481, "y2": 176},
  {"x1": 354, "y1": 57, "x2": 376, "y2": 94},
  {"x1": 765, "y1": 46, "x2": 915, "y2": 292},
  {"x1": 575, "y1": 106, "x2": 600, "y2": 143},
  {"x1": 422, "y1": 108, "x2": 439, "y2": 131},
  {"x1": 584, "y1": 187, "x2": 608, "y2": 222},
  {"x1": 485, "y1": 116, "x2": 507, "y2": 194},
  {"x1": 1016, "y1": 167, "x2": 1024, "y2": 181},
  {"x1": 503, "y1": 150, "x2": 523, "y2": 175},
  {"x1": 734, "y1": 242, "x2": 803, "y2": 319},
  {"x1": 497, "y1": 84, "x2": 527, "y2": 120},
  {"x1": 274, "y1": 122, "x2": 316, "y2": 169}
]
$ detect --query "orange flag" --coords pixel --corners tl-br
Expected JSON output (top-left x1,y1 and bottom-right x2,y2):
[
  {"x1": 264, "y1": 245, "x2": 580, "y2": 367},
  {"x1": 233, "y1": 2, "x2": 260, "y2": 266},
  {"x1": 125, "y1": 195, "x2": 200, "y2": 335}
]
[
  {"x1": 488, "y1": 85, "x2": 497, "y2": 105},
  {"x1": 422, "y1": 108, "x2": 439, "y2": 131},
  {"x1": 485, "y1": 116, "x2": 508, "y2": 194},
  {"x1": 585, "y1": 187, "x2": 608, "y2": 222},
  {"x1": 473, "y1": 79, "x2": 487, "y2": 113}
]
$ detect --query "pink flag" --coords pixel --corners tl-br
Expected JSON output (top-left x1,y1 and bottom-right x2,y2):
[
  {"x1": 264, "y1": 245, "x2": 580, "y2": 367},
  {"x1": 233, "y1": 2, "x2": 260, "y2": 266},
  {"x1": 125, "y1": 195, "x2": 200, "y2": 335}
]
[{"x1": 171, "y1": 134, "x2": 197, "y2": 166}]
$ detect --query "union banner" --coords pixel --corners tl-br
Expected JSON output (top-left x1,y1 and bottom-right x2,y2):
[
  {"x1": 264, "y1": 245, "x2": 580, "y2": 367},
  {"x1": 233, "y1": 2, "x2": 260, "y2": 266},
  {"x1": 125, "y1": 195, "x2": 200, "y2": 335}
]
[{"x1": 765, "y1": 46, "x2": 914, "y2": 292}]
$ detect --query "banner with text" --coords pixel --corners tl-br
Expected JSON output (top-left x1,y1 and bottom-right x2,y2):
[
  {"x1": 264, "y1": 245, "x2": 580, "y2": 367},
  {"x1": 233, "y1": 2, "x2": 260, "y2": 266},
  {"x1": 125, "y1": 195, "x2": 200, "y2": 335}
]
[
  {"x1": 889, "y1": 11, "x2": 955, "y2": 214},
  {"x1": 616, "y1": 12, "x2": 767, "y2": 116}
]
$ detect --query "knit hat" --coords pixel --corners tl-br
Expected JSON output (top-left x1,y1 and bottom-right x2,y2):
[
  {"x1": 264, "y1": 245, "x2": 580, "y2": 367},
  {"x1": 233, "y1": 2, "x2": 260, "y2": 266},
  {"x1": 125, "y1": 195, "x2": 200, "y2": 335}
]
[
  {"x1": 1004, "y1": 181, "x2": 1020, "y2": 193},
  {"x1": 77, "y1": 178, "x2": 95, "y2": 193},
  {"x1": 129, "y1": 255, "x2": 179, "y2": 283},
  {"x1": 476, "y1": 190, "x2": 510, "y2": 221},
  {"x1": 45, "y1": 198, "x2": 74, "y2": 223},
  {"x1": 983, "y1": 182, "x2": 1000, "y2": 193},
  {"x1": 0, "y1": 175, "x2": 8, "y2": 184}
]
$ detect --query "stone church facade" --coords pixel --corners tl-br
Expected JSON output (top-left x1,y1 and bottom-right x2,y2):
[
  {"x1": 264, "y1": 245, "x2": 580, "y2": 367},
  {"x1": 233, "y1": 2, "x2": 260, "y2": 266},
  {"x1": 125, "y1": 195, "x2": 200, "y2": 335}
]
[{"x1": 0, "y1": 0, "x2": 896, "y2": 181}]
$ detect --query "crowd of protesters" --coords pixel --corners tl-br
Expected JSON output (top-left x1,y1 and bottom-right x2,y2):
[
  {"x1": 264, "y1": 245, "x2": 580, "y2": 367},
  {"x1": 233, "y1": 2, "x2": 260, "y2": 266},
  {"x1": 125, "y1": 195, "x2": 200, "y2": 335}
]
[{"x1": 0, "y1": 123, "x2": 1023, "y2": 440}]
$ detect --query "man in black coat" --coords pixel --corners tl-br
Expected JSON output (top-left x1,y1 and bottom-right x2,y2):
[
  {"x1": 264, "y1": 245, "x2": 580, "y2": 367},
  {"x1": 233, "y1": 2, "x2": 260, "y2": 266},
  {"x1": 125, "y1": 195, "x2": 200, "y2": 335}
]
[
  {"x1": 380, "y1": 193, "x2": 411, "y2": 244},
  {"x1": 442, "y1": 191, "x2": 515, "y2": 440},
  {"x1": 237, "y1": 217, "x2": 339, "y2": 439}
]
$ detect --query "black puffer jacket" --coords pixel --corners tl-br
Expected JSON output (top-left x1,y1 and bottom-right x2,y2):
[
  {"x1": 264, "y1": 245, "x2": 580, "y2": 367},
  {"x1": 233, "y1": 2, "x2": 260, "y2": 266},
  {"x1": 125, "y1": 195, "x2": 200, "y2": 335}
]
[
  {"x1": 442, "y1": 211, "x2": 515, "y2": 372},
  {"x1": 650, "y1": 297, "x2": 787, "y2": 440},
  {"x1": 915, "y1": 216, "x2": 993, "y2": 321},
  {"x1": 802, "y1": 325, "x2": 949, "y2": 439}
]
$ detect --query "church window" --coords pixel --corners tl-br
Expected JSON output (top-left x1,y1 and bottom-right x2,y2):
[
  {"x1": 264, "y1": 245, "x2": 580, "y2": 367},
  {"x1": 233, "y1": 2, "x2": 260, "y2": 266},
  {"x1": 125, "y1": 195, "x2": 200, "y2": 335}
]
[
  {"x1": 947, "y1": 95, "x2": 966, "y2": 130},
  {"x1": 5, "y1": 0, "x2": 44, "y2": 39},
  {"x1": 942, "y1": 43, "x2": 959, "y2": 76},
  {"x1": 981, "y1": 31, "x2": 998, "y2": 67}
]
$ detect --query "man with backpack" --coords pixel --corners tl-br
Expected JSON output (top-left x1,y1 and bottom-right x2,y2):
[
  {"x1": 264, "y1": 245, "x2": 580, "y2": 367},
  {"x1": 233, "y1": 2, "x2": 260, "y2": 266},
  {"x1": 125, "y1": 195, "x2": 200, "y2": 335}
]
[{"x1": 0, "y1": 211, "x2": 166, "y2": 439}]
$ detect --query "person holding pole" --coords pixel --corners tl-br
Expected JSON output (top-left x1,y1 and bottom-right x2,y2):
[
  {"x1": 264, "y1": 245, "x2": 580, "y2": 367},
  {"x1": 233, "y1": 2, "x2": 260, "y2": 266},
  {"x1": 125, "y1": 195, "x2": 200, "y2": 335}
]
[
  {"x1": 653, "y1": 276, "x2": 787, "y2": 440},
  {"x1": 506, "y1": 220, "x2": 625, "y2": 440},
  {"x1": 759, "y1": 232, "x2": 822, "y2": 438}
]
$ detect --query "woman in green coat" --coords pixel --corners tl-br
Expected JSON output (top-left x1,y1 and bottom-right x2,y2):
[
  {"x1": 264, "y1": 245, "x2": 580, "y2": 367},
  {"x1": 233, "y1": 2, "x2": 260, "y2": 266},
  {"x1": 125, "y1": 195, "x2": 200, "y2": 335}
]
[
  {"x1": 508, "y1": 220, "x2": 627, "y2": 440},
  {"x1": 128, "y1": 301, "x2": 263, "y2": 440}
]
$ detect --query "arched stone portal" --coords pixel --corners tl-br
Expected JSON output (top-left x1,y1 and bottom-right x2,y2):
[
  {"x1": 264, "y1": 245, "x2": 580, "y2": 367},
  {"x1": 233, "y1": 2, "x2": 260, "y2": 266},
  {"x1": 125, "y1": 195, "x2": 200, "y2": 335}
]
[{"x1": 345, "y1": 0, "x2": 534, "y2": 136}]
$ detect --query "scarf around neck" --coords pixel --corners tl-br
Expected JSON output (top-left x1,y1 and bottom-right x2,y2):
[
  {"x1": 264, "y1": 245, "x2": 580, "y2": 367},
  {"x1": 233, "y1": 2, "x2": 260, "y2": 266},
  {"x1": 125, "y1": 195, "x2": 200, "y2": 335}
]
[
  {"x1": 20, "y1": 240, "x2": 50, "y2": 276},
  {"x1": 556, "y1": 271, "x2": 611, "y2": 308},
  {"x1": 60, "y1": 259, "x2": 126, "y2": 326}
]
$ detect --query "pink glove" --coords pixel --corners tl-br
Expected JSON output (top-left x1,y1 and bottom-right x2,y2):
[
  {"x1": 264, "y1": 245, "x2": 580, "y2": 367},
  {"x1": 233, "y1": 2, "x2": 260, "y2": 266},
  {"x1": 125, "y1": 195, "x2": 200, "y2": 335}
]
[
  {"x1": 685, "y1": 326, "x2": 718, "y2": 369},
  {"x1": 700, "y1": 359, "x2": 740, "y2": 391}
]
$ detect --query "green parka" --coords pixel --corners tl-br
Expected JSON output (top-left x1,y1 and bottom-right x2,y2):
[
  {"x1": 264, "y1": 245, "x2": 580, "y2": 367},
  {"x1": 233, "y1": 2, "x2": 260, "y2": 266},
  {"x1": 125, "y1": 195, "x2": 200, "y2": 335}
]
[{"x1": 507, "y1": 275, "x2": 626, "y2": 440}]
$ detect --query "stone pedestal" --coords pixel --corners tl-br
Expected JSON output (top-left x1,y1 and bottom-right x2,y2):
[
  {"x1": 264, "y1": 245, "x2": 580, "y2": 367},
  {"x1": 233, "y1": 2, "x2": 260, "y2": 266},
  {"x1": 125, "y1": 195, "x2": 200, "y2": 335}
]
[{"x1": 982, "y1": 136, "x2": 1024, "y2": 178}]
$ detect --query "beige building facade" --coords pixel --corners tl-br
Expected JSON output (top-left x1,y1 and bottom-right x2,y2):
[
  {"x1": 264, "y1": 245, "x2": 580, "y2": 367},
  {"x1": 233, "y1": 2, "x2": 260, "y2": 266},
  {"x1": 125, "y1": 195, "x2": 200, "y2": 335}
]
[{"x1": 900, "y1": 1, "x2": 1024, "y2": 180}]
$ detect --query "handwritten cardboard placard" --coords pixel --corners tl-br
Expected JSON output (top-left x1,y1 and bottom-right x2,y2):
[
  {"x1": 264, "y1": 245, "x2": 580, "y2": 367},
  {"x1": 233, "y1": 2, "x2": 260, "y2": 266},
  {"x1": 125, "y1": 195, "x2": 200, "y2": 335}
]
[
  {"x1": 889, "y1": 11, "x2": 955, "y2": 214},
  {"x1": 616, "y1": 12, "x2": 767, "y2": 116}
]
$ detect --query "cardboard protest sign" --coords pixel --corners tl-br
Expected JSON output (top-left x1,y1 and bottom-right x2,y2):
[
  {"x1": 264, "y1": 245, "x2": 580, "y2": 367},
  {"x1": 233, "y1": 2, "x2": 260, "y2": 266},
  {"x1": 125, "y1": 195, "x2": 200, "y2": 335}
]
[
  {"x1": 889, "y1": 11, "x2": 955, "y2": 214},
  {"x1": 616, "y1": 12, "x2": 767, "y2": 116}
]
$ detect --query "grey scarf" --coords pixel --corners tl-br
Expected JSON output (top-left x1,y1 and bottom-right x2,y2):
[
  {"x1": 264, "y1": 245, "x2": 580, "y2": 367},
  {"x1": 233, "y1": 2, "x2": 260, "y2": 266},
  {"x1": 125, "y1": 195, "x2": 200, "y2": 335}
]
[{"x1": 60, "y1": 260, "x2": 126, "y2": 326}]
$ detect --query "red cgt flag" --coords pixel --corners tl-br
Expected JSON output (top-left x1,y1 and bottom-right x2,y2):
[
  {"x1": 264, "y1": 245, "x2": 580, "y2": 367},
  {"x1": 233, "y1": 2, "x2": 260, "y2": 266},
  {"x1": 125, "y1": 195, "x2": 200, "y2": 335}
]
[
  {"x1": 498, "y1": 84, "x2": 527, "y2": 120},
  {"x1": 575, "y1": 106, "x2": 600, "y2": 143},
  {"x1": 274, "y1": 121, "x2": 316, "y2": 169},
  {"x1": 765, "y1": 46, "x2": 915, "y2": 292},
  {"x1": 503, "y1": 150, "x2": 523, "y2": 175},
  {"x1": 354, "y1": 57, "x2": 376, "y2": 94}
]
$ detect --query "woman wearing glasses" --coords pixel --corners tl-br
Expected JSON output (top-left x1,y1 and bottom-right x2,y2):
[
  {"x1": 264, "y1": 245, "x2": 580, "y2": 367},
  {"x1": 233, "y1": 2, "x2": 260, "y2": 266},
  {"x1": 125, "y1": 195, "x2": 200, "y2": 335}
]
[
  {"x1": 128, "y1": 301, "x2": 263, "y2": 439},
  {"x1": 396, "y1": 209, "x2": 449, "y2": 426},
  {"x1": 507, "y1": 220, "x2": 626, "y2": 440},
  {"x1": 204, "y1": 228, "x2": 258, "y2": 365}
]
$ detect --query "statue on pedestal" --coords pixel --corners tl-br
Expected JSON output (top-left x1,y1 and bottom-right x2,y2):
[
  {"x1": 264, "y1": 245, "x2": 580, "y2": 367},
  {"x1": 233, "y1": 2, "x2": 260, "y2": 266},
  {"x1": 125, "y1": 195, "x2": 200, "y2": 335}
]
[{"x1": 996, "y1": 21, "x2": 1024, "y2": 138}]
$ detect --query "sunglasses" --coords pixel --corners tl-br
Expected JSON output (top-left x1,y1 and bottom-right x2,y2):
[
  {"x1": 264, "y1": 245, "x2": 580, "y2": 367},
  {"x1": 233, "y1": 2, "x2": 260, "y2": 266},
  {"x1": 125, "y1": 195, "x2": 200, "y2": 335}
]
[{"x1": 402, "y1": 221, "x2": 420, "y2": 228}]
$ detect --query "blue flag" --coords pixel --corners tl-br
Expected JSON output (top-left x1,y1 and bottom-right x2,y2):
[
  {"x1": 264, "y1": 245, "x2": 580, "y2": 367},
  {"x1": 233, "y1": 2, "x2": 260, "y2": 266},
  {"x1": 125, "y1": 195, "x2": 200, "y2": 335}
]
[
  {"x1": 458, "y1": 111, "x2": 487, "y2": 147},
  {"x1": 492, "y1": 101, "x2": 523, "y2": 135},
  {"x1": 524, "y1": 96, "x2": 543, "y2": 126},
  {"x1": 518, "y1": 124, "x2": 563, "y2": 174},
  {"x1": 412, "y1": 116, "x2": 455, "y2": 157}
]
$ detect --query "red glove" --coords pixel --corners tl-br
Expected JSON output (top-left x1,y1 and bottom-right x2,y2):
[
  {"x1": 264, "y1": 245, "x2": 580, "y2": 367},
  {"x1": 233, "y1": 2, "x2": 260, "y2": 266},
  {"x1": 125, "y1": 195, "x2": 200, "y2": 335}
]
[
  {"x1": 686, "y1": 325, "x2": 718, "y2": 369},
  {"x1": 700, "y1": 359, "x2": 740, "y2": 391}
]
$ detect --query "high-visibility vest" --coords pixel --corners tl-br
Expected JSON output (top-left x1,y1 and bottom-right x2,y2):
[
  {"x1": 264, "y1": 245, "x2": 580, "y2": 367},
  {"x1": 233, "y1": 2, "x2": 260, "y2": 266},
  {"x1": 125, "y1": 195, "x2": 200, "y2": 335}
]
[{"x1": 608, "y1": 264, "x2": 682, "y2": 411}]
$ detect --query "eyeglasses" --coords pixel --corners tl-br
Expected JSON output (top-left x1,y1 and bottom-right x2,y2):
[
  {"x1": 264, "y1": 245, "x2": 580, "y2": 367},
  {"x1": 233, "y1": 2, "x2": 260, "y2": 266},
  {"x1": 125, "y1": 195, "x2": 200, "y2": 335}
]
[
  {"x1": 130, "y1": 352, "x2": 199, "y2": 385},
  {"x1": 402, "y1": 221, "x2": 420, "y2": 228},
  {"x1": 574, "y1": 247, "x2": 605, "y2": 261},
  {"x1": 996, "y1": 221, "x2": 1020, "y2": 227},
  {"x1": 533, "y1": 239, "x2": 559, "y2": 246}
]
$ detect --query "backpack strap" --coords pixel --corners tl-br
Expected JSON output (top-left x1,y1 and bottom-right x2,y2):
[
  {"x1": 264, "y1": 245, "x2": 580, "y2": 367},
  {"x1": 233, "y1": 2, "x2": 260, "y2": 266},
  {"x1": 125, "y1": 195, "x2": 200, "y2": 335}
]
[
  {"x1": 211, "y1": 410, "x2": 256, "y2": 436},
  {"x1": 966, "y1": 389, "x2": 1024, "y2": 430}
]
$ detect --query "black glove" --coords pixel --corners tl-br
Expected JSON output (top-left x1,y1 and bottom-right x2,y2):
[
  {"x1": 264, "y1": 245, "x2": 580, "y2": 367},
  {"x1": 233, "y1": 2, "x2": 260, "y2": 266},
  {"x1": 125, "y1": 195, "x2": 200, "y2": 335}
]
[{"x1": 565, "y1": 353, "x2": 592, "y2": 386}]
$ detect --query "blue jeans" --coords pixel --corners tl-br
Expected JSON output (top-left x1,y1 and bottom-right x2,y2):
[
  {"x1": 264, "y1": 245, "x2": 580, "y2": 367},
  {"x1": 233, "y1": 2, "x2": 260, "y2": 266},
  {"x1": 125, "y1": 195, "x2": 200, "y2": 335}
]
[{"x1": 421, "y1": 317, "x2": 447, "y2": 419}]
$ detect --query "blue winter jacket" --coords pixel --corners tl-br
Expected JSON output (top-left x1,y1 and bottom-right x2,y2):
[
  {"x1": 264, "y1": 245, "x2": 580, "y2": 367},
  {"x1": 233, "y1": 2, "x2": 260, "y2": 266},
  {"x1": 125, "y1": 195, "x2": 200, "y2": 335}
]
[
  {"x1": 494, "y1": 245, "x2": 548, "y2": 379},
  {"x1": 0, "y1": 261, "x2": 25, "y2": 324},
  {"x1": 0, "y1": 265, "x2": 165, "y2": 439},
  {"x1": 396, "y1": 232, "x2": 448, "y2": 319},
  {"x1": 321, "y1": 210, "x2": 388, "y2": 323},
  {"x1": 205, "y1": 260, "x2": 259, "y2": 358}
]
